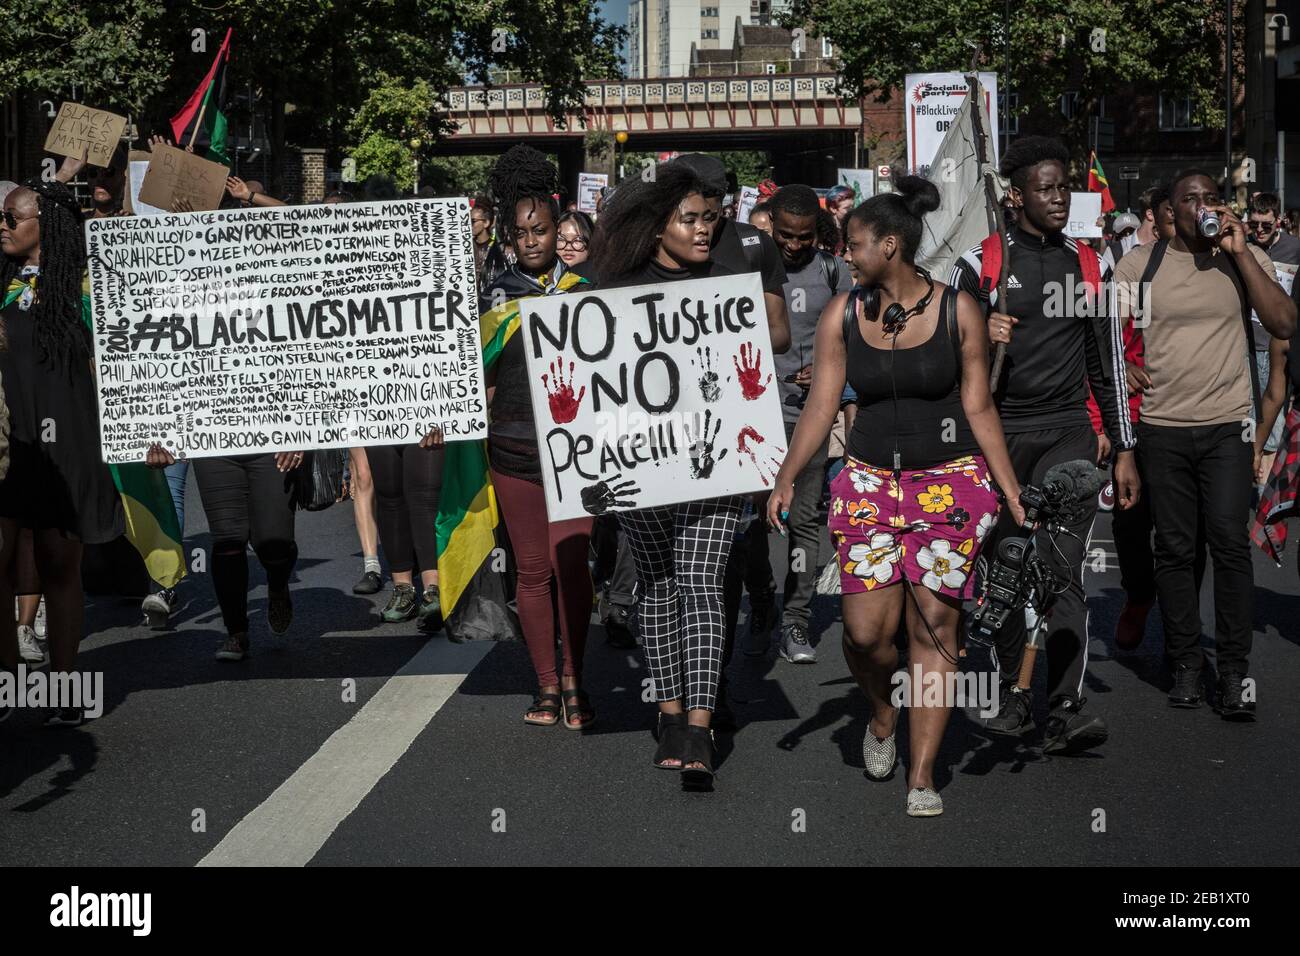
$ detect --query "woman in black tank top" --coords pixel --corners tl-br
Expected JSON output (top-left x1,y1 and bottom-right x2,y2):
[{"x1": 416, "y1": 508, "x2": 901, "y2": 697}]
[{"x1": 767, "y1": 176, "x2": 1023, "y2": 817}]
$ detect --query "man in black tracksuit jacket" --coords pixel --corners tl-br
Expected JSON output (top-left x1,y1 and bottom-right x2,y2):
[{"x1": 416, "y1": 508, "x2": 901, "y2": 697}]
[{"x1": 951, "y1": 137, "x2": 1140, "y2": 754}]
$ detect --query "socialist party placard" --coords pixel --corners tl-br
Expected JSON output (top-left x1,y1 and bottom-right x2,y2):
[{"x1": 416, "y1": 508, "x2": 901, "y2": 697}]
[
  {"x1": 85, "y1": 199, "x2": 486, "y2": 464},
  {"x1": 520, "y1": 273, "x2": 787, "y2": 521}
]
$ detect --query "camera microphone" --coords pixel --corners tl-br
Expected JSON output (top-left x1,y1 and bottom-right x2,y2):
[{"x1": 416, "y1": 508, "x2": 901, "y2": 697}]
[{"x1": 1041, "y1": 459, "x2": 1106, "y2": 504}]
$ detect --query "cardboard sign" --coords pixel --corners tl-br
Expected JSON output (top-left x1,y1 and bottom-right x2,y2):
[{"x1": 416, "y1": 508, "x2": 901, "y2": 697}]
[
  {"x1": 577, "y1": 172, "x2": 608, "y2": 214},
  {"x1": 43, "y1": 102, "x2": 127, "y2": 168},
  {"x1": 905, "y1": 72, "x2": 999, "y2": 177},
  {"x1": 736, "y1": 186, "x2": 760, "y2": 223},
  {"x1": 1065, "y1": 192, "x2": 1104, "y2": 238},
  {"x1": 520, "y1": 273, "x2": 786, "y2": 521},
  {"x1": 138, "y1": 144, "x2": 230, "y2": 212},
  {"x1": 85, "y1": 199, "x2": 487, "y2": 463}
]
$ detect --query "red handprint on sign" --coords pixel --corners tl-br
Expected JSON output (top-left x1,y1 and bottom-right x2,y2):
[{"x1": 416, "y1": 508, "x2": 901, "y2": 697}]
[
  {"x1": 542, "y1": 356, "x2": 586, "y2": 424},
  {"x1": 733, "y1": 342, "x2": 772, "y2": 400},
  {"x1": 737, "y1": 425, "x2": 785, "y2": 487}
]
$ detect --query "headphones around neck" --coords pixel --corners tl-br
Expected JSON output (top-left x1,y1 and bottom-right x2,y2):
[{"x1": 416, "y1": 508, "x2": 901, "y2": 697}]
[{"x1": 866, "y1": 267, "x2": 935, "y2": 335}]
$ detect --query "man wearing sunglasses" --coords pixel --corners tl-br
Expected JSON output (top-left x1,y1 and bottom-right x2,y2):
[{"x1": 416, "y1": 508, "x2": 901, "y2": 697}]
[{"x1": 1247, "y1": 193, "x2": 1300, "y2": 470}]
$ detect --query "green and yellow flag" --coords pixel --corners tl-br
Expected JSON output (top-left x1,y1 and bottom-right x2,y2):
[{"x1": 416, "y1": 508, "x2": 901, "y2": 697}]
[{"x1": 435, "y1": 271, "x2": 588, "y2": 615}]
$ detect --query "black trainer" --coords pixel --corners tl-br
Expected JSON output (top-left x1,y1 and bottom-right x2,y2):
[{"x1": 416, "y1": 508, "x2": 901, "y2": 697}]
[
  {"x1": 1168, "y1": 664, "x2": 1202, "y2": 708},
  {"x1": 417, "y1": 587, "x2": 443, "y2": 632},
  {"x1": 1042, "y1": 697, "x2": 1108, "y2": 754},
  {"x1": 382, "y1": 584, "x2": 419, "y2": 623},
  {"x1": 982, "y1": 686, "x2": 1035, "y2": 736},
  {"x1": 352, "y1": 570, "x2": 382, "y2": 595},
  {"x1": 603, "y1": 603, "x2": 638, "y2": 648},
  {"x1": 1213, "y1": 671, "x2": 1257, "y2": 722}
]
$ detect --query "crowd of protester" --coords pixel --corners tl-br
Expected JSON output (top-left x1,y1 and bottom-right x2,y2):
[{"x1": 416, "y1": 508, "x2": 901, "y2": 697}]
[{"x1": 2, "y1": 131, "x2": 1298, "y2": 817}]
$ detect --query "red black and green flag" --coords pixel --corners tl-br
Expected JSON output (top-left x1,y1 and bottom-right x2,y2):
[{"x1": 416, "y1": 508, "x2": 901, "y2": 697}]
[
  {"x1": 170, "y1": 27, "x2": 233, "y2": 165},
  {"x1": 1088, "y1": 151, "x2": 1116, "y2": 213}
]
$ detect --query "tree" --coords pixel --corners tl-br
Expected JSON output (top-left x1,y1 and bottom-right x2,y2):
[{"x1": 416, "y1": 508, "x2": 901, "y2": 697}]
[
  {"x1": 0, "y1": 0, "x2": 171, "y2": 114},
  {"x1": 785, "y1": 0, "x2": 1237, "y2": 158}
]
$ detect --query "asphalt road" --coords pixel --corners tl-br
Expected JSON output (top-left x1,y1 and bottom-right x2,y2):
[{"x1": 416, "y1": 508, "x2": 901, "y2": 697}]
[{"x1": 3, "y1": 472, "x2": 1298, "y2": 867}]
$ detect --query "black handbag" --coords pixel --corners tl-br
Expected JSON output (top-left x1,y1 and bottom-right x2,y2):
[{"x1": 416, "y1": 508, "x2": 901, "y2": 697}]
[{"x1": 287, "y1": 448, "x2": 347, "y2": 512}]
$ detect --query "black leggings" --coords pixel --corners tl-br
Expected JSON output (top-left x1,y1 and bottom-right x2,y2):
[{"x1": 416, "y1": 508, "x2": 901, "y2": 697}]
[
  {"x1": 366, "y1": 443, "x2": 444, "y2": 575},
  {"x1": 193, "y1": 454, "x2": 297, "y2": 635}
]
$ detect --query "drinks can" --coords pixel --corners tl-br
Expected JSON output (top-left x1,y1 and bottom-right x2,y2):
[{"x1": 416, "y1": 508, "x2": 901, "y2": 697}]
[{"x1": 1198, "y1": 207, "x2": 1222, "y2": 238}]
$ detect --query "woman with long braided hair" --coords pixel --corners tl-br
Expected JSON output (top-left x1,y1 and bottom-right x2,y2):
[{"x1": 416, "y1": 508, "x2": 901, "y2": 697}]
[
  {"x1": 477, "y1": 144, "x2": 597, "y2": 730},
  {"x1": 0, "y1": 180, "x2": 124, "y2": 725}
]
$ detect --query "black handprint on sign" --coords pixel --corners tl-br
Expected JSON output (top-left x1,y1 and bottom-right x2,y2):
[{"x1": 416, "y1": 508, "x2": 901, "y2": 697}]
[
  {"x1": 685, "y1": 409, "x2": 728, "y2": 479},
  {"x1": 580, "y1": 473, "x2": 641, "y2": 514},
  {"x1": 693, "y1": 345, "x2": 721, "y2": 402}
]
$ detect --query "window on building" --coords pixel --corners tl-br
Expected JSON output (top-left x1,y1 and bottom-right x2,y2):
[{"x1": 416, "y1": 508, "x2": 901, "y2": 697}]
[
  {"x1": 1157, "y1": 93, "x2": 1202, "y2": 131},
  {"x1": 702, "y1": 29, "x2": 719, "y2": 39},
  {"x1": 701, "y1": 6, "x2": 719, "y2": 16},
  {"x1": 821, "y1": 37, "x2": 833, "y2": 58},
  {"x1": 999, "y1": 91, "x2": 1019, "y2": 135},
  {"x1": 1059, "y1": 90, "x2": 1080, "y2": 119},
  {"x1": 765, "y1": 62, "x2": 776, "y2": 74}
]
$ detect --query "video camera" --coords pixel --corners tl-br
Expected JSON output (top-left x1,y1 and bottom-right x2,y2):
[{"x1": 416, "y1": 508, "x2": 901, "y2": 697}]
[{"x1": 968, "y1": 459, "x2": 1105, "y2": 646}]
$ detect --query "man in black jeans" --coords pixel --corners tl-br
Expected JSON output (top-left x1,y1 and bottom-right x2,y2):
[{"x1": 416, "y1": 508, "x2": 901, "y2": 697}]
[
  {"x1": 953, "y1": 137, "x2": 1139, "y2": 753},
  {"x1": 1113, "y1": 170, "x2": 1296, "y2": 719}
]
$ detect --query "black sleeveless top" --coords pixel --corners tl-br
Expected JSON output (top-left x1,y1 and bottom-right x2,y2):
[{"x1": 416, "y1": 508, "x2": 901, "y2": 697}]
[{"x1": 844, "y1": 285, "x2": 978, "y2": 470}]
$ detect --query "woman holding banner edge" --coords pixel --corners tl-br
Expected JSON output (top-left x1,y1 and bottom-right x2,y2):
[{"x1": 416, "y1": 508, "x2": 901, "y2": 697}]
[{"x1": 767, "y1": 178, "x2": 1023, "y2": 816}]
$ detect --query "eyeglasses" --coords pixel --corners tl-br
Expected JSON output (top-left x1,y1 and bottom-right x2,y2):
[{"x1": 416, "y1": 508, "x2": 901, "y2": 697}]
[
  {"x1": 557, "y1": 237, "x2": 589, "y2": 250},
  {"x1": 1, "y1": 210, "x2": 37, "y2": 229}
]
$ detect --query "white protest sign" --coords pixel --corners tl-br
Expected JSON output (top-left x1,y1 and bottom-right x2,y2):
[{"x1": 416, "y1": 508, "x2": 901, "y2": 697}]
[
  {"x1": 837, "y1": 168, "x2": 874, "y2": 204},
  {"x1": 1065, "y1": 192, "x2": 1103, "y2": 238},
  {"x1": 520, "y1": 273, "x2": 786, "y2": 521},
  {"x1": 85, "y1": 198, "x2": 486, "y2": 464},
  {"x1": 578, "y1": 172, "x2": 607, "y2": 214},
  {"x1": 128, "y1": 159, "x2": 168, "y2": 217},
  {"x1": 736, "y1": 186, "x2": 760, "y2": 223},
  {"x1": 905, "y1": 72, "x2": 999, "y2": 177}
]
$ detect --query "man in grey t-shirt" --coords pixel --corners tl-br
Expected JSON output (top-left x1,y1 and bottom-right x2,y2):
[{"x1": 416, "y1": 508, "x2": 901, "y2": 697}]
[
  {"x1": 744, "y1": 185, "x2": 851, "y2": 664},
  {"x1": 1248, "y1": 193, "x2": 1300, "y2": 457}
]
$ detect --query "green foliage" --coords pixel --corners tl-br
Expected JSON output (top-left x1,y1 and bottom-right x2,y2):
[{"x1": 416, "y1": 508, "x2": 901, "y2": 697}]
[
  {"x1": 718, "y1": 151, "x2": 773, "y2": 188},
  {"x1": 351, "y1": 132, "x2": 417, "y2": 192},
  {"x1": 423, "y1": 155, "x2": 496, "y2": 196},
  {"x1": 785, "y1": 0, "x2": 1236, "y2": 155},
  {"x1": 0, "y1": 0, "x2": 170, "y2": 113}
]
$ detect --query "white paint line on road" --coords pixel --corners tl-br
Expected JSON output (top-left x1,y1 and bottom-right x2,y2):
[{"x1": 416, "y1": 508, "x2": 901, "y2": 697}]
[{"x1": 197, "y1": 639, "x2": 493, "y2": 867}]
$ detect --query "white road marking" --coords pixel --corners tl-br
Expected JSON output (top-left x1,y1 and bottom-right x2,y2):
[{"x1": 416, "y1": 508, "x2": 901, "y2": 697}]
[{"x1": 197, "y1": 639, "x2": 492, "y2": 867}]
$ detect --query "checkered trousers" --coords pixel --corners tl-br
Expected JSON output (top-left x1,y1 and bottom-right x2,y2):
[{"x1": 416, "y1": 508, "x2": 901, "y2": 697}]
[{"x1": 618, "y1": 496, "x2": 744, "y2": 712}]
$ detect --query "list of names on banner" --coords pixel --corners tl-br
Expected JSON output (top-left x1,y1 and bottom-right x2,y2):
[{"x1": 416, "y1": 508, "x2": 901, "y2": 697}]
[{"x1": 86, "y1": 198, "x2": 486, "y2": 464}]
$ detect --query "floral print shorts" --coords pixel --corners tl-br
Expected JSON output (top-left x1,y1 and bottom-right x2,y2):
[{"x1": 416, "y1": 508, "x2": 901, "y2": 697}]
[{"x1": 827, "y1": 454, "x2": 1001, "y2": 600}]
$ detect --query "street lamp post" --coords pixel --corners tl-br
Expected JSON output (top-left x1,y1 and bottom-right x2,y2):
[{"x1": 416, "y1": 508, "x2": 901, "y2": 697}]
[{"x1": 615, "y1": 130, "x2": 628, "y2": 184}]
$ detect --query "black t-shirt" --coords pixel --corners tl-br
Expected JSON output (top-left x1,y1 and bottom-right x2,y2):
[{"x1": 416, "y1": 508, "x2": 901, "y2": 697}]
[{"x1": 712, "y1": 218, "x2": 787, "y2": 295}]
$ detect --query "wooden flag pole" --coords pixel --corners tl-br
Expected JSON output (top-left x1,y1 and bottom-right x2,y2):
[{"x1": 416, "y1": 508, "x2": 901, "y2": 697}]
[{"x1": 966, "y1": 65, "x2": 1010, "y2": 390}]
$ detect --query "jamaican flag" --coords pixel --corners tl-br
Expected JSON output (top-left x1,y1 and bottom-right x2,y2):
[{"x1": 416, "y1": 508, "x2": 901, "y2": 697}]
[
  {"x1": 435, "y1": 271, "x2": 588, "y2": 618},
  {"x1": 170, "y1": 26, "x2": 232, "y2": 165}
]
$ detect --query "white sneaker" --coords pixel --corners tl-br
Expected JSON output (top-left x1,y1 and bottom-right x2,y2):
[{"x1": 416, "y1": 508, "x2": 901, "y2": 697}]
[
  {"x1": 17, "y1": 625, "x2": 45, "y2": 664},
  {"x1": 34, "y1": 597, "x2": 47, "y2": 639},
  {"x1": 862, "y1": 726, "x2": 897, "y2": 780},
  {"x1": 907, "y1": 787, "x2": 944, "y2": 817}
]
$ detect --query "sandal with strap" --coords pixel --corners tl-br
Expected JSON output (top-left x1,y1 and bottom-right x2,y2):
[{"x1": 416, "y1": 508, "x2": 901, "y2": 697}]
[
  {"x1": 523, "y1": 692, "x2": 562, "y2": 727},
  {"x1": 561, "y1": 687, "x2": 596, "y2": 731},
  {"x1": 680, "y1": 724, "x2": 716, "y2": 790},
  {"x1": 653, "y1": 711, "x2": 686, "y2": 769}
]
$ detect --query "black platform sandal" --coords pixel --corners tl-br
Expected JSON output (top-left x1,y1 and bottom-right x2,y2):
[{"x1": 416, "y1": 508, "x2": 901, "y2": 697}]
[
  {"x1": 561, "y1": 687, "x2": 596, "y2": 731},
  {"x1": 680, "y1": 724, "x2": 716, "y2": 790},
  {"x1": 523, "y1": 692, "x2": 562, "y2": 727},
  {"x1": 653, "y1": 712, "x2": 686, "y2": 769}
]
